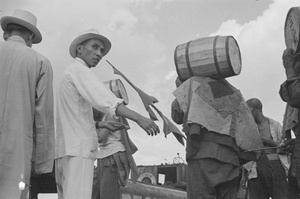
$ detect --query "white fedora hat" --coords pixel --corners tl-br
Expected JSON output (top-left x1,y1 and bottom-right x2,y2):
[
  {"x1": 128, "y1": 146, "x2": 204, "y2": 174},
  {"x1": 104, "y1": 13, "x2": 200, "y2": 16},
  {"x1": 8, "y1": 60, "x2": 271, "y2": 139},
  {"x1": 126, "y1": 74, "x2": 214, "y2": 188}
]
[
  {"x1": 0, "y1": 9, "x2": 42, "y2": 44},
  {"x1": 69, "y1": 29, "x2": 111, "y2": 58}
]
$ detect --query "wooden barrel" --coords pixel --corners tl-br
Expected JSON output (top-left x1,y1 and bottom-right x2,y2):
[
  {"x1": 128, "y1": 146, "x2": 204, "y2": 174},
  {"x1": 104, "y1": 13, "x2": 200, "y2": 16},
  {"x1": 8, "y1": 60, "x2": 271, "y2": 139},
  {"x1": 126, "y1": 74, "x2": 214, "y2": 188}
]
[
  {"x1": 284, "y1": 6, "x2": 300, "y2": 53},
  {"x1": 104, "y1": 79, "x2": 129, "y2": 105},
  {"x1": 174, "y1": 35, "x2": 242, "y2": 81}
]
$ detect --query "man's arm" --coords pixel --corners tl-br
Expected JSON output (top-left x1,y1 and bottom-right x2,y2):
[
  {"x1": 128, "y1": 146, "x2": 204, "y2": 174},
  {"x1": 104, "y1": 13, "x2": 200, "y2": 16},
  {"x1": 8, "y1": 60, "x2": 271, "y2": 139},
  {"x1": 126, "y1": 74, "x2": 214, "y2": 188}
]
[
  {"x1": 260, "y1": 137, "x2": 279, "y2": 147},
  {"x1": 95, "y1": 120, "x2": 128, "y2": 131},
  {"x1": 33, "y1": 58, "x2": 55, "y2": 174},
  {"x1": 280, "y1": 48, "x2": 300, "y2": 107},
  {"x1": 73, "y1": 66, "x2": 159, "y2": 136},
  {"x1": 115, "y1": 103, "x2": 159, "y2": 136},
  {"x1": 171, "y1": 99, "x2": 184, "y2": 125},
  {"x1": 73, "y1": 65, "x2": 124, "y2": 116}
]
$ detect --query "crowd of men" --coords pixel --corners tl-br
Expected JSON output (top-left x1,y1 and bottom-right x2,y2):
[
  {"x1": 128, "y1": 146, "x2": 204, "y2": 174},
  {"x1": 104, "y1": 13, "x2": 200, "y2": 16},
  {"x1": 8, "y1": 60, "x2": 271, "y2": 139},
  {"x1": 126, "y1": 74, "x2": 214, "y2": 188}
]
[
  {"x1": 0, "y1": 8, "x2": 300, "y2": 199},
  {"x1": 0, "y1": 9, "x2": 159, "y2": 199}
]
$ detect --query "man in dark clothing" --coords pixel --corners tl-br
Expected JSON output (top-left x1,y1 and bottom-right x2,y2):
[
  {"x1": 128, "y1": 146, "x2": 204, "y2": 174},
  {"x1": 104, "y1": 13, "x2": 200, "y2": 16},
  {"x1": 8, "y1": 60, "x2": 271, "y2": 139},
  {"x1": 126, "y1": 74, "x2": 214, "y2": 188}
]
[
  {"x1": 279, "y1": 47, "x2": 300, "y2": 198},
  {"x1": 246, "y1": 98, "x2": 289, "y2": 199},
  {"x1": 171, "y1": 76, "x2": 262, "y2": 199}
]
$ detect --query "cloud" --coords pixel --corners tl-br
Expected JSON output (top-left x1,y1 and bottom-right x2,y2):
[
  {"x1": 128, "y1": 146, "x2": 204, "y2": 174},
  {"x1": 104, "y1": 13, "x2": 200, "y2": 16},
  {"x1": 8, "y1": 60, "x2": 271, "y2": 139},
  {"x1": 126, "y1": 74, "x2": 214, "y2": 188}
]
[
  {"x1": 164, "y1": 70, "x2": 177, "y2": 81},
  {"x1": 129, "y1": 0, "x2": 179, "y2": 6},
  {"x1": 210, "y1": 19, "x2": 243, "y2": 38},
  {"x1": 205, "y1": 0, "x2": 299, "y2": 124},
  {"x1": 109, "y1": 8, "x2": 138, "y2": 32}
]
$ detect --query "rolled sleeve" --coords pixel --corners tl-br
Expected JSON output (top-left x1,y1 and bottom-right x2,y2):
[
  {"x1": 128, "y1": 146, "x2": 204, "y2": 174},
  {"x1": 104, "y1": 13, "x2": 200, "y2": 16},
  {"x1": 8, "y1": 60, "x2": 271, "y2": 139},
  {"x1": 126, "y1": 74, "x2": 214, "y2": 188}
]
[{"x1": 73, "y1": 65, "x2": 124, "y2": 116}]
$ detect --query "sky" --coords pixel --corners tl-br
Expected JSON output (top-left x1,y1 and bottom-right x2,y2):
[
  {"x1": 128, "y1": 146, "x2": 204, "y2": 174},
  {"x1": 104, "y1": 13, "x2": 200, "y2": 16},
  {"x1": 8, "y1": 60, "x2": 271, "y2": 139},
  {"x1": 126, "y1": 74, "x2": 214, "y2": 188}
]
[{"x1": 1, "y1": 0, "x2": 299, "y2": 196}]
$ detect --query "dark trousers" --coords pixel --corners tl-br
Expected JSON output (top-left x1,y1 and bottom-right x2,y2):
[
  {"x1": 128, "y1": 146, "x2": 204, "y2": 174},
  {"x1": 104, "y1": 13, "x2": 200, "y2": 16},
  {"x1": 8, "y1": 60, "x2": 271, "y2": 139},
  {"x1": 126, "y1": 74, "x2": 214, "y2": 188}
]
[
  {"x1": 92, "y1": 156, "x2": 120, "y2": 199},
  {"x1": 290, "y1": 142, "x2": 300, "y2": 198},
  {"x1": 288, "y1": 167, "x2": 300, "y2": 199},
  {"x1": 92, "y1": 152, "x2": 128, "y2": 199},
  {"x1": 248, "y1": 157, "x2": 289, "y2": 199},
  {"x1": 187, "y1": 158, "x2": 239, "y2": 199}
]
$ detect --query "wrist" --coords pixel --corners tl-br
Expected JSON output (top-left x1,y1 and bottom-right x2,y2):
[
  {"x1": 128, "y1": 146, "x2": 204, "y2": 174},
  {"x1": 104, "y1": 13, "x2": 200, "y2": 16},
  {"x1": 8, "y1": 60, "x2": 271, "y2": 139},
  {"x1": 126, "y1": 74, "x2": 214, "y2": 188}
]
[
  {"x1": 95, "y1": 121, "x2": 104, "y2": 129},
  {"x1": 131, "y1": 113, "x2": 140, "y2": 123}
]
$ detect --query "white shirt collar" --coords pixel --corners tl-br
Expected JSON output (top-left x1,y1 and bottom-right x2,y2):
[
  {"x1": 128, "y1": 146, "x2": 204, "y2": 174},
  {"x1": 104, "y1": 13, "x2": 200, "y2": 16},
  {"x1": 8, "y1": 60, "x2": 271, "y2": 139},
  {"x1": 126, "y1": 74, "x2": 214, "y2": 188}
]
[
  {"x1": 7, "y1": 35, "x2": 26, "y2": 45},
  {"x1": 75, "y1": 57, "x2": 89, "y2": 68}
]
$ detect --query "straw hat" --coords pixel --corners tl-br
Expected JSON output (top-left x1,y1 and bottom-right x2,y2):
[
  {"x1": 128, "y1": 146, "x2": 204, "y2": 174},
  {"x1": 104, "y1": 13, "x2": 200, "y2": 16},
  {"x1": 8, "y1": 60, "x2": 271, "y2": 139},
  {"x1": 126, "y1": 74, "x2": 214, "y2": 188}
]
[
  {"x1": 69, "y1": 29, "x2": 111, "y2": 58},
  {"x1": 0, "y1": 9, "x2": 42, "y2": 44}
]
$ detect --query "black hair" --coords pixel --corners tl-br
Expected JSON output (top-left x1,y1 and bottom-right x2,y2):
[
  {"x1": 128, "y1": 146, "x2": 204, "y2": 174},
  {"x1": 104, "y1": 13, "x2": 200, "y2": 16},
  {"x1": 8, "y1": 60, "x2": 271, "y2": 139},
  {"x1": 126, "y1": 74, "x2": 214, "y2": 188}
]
[
  {"x1": 246, "y1": 98, "x2": 263, "y2": 111},
  {"x1": 5, "y1": 23, "x2": 33, "y2": 36}
]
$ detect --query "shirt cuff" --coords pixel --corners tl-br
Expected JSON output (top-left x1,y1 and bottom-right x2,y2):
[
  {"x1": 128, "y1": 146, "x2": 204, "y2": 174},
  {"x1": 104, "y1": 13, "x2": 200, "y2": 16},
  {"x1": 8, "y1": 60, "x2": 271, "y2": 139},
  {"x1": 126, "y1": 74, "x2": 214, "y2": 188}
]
[{"x1": 109, "y1": 98, "x2": 124, "y2": 116}]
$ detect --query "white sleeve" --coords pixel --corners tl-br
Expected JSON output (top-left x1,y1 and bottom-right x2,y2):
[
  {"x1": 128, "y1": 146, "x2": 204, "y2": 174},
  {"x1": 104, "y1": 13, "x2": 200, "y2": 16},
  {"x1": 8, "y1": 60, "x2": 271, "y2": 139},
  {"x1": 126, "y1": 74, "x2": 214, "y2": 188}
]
[{"x1": 72, "y1": 66, "x2": 123, "y2": 115}]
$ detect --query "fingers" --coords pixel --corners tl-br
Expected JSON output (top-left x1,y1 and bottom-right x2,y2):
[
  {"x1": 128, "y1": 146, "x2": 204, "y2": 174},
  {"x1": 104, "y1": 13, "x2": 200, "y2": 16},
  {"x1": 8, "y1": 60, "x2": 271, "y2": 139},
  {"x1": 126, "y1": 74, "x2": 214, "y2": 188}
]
[
  {"x1": 146, "y1": 122, "x2": 160, "y2": 136},
  {"x1": 111, "y1": 122, "x2": 125, "y2": 127},
  {"x1": 146, "y1": 128, "x2": 154, "y2": 136},
  {"x1": 152, "y1": 122, "x2": 160, "y2": 135},
  {"x1": 105, "y1": 121, "x2": 127, "y2": 131},
  {"x1": 136, "y1": 116, "x2": 160, "y2": 136},
  {"x1": 146, "y1": 128, "x2": 156, "y2": 136}
]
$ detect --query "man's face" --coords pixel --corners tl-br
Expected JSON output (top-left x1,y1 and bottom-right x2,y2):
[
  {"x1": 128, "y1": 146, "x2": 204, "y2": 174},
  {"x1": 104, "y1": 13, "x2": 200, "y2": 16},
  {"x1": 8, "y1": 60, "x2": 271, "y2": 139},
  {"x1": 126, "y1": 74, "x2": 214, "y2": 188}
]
[
  {"x1": 246, "y1": 103, "x2": 255, "y2": 116},
  {"x1": 77, "y1": 39, "x2": 105, "y2": 68},
  {"x1": 248, "y1": 106, "x2": 255, "y2": 116},
  {"x1": 247, "y1": 105, "x2": 259, "y2": 122}
]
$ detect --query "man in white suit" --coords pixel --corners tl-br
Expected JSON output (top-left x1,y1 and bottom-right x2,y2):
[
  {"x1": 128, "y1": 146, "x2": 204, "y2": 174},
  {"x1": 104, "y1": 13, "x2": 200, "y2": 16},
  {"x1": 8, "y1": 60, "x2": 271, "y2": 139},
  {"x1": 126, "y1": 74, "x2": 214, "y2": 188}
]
[
  {"x1": 55, "y1": 29, "x2": 160, "y2": 199},
  {"x1": 0, "y1": 9, "x2": 54, "y2": 199}
]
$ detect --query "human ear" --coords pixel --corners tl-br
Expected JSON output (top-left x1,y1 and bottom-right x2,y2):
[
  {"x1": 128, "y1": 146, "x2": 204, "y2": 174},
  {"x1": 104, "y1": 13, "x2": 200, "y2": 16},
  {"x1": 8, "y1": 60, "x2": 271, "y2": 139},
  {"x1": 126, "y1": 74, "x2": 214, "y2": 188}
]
[
  {"x1": 76, "y1": 45, "x2": 82, "y2": 56},
  {"x1": 26, "y1": 34, "x2": 33, "y2": 47}
]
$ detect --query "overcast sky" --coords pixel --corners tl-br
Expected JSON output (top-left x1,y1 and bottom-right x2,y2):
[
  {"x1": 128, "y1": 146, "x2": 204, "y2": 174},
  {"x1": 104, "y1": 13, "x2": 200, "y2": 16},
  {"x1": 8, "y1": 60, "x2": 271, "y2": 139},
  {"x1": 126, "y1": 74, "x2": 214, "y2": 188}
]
[{"x1": 1, "y1": 0, "x2": 299, "y2": 175}]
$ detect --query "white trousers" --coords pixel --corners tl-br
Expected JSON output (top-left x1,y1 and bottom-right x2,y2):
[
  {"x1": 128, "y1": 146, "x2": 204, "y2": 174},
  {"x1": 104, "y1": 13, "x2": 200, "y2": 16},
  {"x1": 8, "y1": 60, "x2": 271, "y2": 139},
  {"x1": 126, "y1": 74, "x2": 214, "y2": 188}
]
[{"x1": 55, "y1": 156, "x2": 94, "y2": 199}]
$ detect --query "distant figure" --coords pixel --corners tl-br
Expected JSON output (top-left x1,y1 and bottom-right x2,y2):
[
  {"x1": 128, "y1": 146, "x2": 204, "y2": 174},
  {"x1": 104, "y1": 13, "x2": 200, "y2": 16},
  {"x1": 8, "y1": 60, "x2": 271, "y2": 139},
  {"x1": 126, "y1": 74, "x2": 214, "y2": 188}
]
[
  {"x1": 55, "y1": 29, "x2": 159, "y2": 199},
  {"x1": 0, "y1": 9, "x2": 55, "y2": 199},
  {"x1": 246, "y1": 98, "x2": 289, "y2": 199},
  {"x1": 171, "y1": 76, "x2": 259, "y2": 199}
]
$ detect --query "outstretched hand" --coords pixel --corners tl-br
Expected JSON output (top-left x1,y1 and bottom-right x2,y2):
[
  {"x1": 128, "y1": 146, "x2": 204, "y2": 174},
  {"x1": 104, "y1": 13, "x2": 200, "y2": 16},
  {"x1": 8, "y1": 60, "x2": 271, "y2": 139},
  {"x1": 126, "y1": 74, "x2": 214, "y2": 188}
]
[
  {"x1": 136, "y1": 115, "x2": 160, "y2": 136},
  {"x1": 278, "y1": 138, "x2": 295, "y2": 153},
  {"x1": 98, "y1": 120, "x2": 129, "y2": 131},
  {"x1": 115, "y1": 103, "x2": 160, "y2": 135}
]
